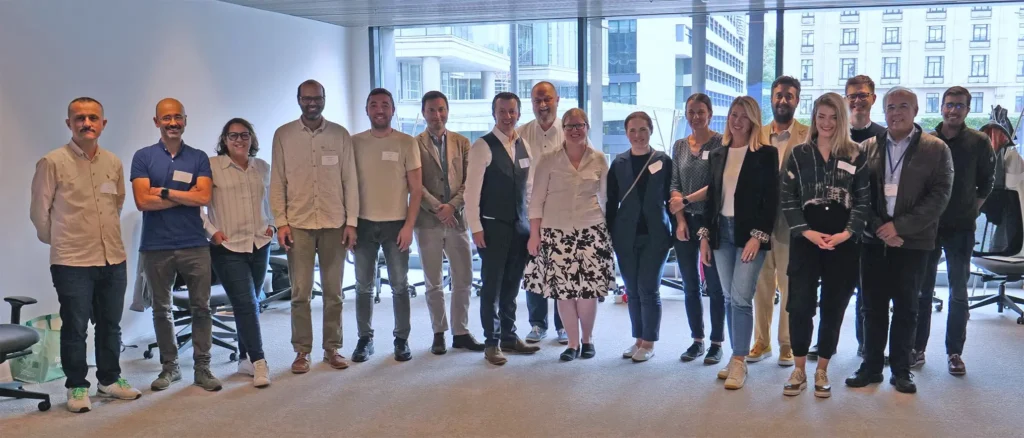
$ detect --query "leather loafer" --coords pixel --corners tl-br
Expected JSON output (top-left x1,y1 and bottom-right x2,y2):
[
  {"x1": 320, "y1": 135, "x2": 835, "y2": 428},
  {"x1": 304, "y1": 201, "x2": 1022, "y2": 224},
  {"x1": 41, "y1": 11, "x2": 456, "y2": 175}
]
[
  {"x1": 352, "y1": 337, "x2": 374, "y2": 363},
  {"x1": 500, "y1": 337, "x2": 540, "y2": 354},
  {"x1": 324, "y1": 349, "x2": 350, "y2": 370},
  {"x1": 844, "y1": 368, "x2": 884, "y2": 388},
  {"x1": 394, "y1": 338, "x2": 412, "y2": 362},
  {"x1": 291, "y1": 352, "x2": 311, "y2": 374},
  {"x1": 580, "y1": 343, "x2": 596, "y2": 359},
  {"x1": 452, "y1": 333, "x2": 486, "y2": 351},
  {"x1": 431, "y1": 333, "x2": 447, "y2": 355}
]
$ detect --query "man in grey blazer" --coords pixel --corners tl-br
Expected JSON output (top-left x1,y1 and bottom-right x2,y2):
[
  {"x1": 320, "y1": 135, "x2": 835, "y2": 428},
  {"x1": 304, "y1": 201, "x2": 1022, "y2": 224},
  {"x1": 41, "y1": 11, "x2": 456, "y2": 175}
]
[{"x1": 415, "y1": 91, "x2": 486, "y2": 354}]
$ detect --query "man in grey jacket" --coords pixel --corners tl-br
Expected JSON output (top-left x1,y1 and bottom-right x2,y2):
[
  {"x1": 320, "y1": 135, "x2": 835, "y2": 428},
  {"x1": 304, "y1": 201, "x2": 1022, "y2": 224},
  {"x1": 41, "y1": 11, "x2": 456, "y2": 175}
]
[{"x1": 845, "y1": 87, "x2": 953, "y2": 394}]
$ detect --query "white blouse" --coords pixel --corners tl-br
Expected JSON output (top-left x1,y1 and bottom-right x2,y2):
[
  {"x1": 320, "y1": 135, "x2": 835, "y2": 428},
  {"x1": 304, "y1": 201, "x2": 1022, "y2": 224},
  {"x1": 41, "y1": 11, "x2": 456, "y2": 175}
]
[
  {"x1": 202, "y1": 155, "x2": 275, "y2": 253},
  {"x1": 529, "y1": 144, "x2": 608, "y2": 231}
]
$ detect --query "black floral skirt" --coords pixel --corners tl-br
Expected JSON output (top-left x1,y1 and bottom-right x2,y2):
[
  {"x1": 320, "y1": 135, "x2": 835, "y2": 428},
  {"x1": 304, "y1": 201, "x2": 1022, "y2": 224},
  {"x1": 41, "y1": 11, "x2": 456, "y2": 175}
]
[{"x1": 522, "y1": 223, "x2": 616, "y2": 300}]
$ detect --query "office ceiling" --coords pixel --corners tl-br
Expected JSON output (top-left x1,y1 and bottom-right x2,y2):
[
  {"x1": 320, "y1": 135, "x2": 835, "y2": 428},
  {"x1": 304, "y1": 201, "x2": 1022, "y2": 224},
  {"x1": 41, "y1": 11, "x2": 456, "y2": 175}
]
[{"x1": 220, "y1": 0, "x2": 1008, "y2": 27}]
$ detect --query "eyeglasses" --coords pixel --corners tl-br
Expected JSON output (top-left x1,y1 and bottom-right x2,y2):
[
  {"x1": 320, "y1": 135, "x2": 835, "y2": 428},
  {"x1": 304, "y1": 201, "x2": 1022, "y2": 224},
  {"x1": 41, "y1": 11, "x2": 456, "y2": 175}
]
[
  {"x1": 299, "y1": 96, "x2": 325, "y2": 104},
  {"x1": 226, "y1": 132, "x2": 251, "y2": 141},
  {"x1": 563, "y1": 123, "x2": 587, "y2": 131},
  {"x1": 846, "y1": 93, "x2": 872, "y2": 102},
  {"x1": 944, "y1": 102, "x2": 968, "y2": 111}
]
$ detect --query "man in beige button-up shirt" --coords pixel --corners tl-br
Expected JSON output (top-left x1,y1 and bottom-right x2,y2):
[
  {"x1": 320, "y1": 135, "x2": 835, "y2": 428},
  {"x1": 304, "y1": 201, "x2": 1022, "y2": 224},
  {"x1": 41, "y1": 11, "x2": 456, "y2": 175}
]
[
  {"x1": 270, "y1": 80, "x2": 359, "y2": 373},
  {"x1": 751, "y1": 76, "x2": 809, "y2": 367},
  {"x1": 30, "y1": 97, "x2": 141, "y2": 412}
]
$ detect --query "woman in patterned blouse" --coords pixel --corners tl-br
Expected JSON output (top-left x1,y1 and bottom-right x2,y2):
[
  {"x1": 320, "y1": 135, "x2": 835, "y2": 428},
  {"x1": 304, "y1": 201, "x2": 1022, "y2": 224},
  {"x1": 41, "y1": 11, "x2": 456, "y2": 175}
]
[
  {"x1": 779, "y1": 92, "x2": 870, "y2": 398},
  {"x1": 670, "y1": 93, "x2": 726, "y2": 365}
]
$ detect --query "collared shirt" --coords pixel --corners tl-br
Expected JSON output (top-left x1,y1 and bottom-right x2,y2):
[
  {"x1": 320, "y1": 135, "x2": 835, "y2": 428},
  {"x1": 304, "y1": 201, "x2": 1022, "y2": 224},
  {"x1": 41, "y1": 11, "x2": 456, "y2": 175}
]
[
  {"x1": 202, "y1": 156, "x2": 274, "y2": 253},
  {"x1": 884, "y1": 126, "x2": 919, "y2": 216},
  {"x1": 529, "y1": 144, "x2": 608, "y2": 231},
  {"x1": 130, "y1": 141, "x2": 212, "y2": 251},
  {"x1": 429, "y1": 131, "x2": 450, "y2": 202},
  {"x1": 269, "y1": 118, "x2": 359, "y2": 230},
  {"x1": 517, "y1": 120, "x2": 564, "y2": 163},
  {"x1": 465, "y1": 126, "x2": 535, "y2": 233},
  {"x1": 30, "y1": 141, "x2": 127, "y2": 266},
  {"x1": 781, "y1": 142, "x2": 871, "y2": 237},
  {"x1": 352, "y1": 129, "x2": 421, "y2": 222},
  {"x1": 670, "y1": 133, "x2": 723, "y2": 215},
  {"x1": 769, "y1": 121, "x2": 800, "y2": 168}
]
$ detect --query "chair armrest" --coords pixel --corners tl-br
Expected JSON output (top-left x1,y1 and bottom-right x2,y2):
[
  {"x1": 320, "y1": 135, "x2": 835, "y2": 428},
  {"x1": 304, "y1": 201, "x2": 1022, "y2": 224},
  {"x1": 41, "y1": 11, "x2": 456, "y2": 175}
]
[{"x1": 4, "y1": 296, "x2": 37, "y2": 325}]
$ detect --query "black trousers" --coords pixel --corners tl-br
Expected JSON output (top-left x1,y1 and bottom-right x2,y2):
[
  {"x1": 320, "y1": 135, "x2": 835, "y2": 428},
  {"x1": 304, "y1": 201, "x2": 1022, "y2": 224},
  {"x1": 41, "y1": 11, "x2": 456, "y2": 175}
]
[
  {"x1": 860, "y1": 243, "x2": 930, "y2": 374},
  {"x1": 477, "y1": 219, "x2": 529, "y2": 346},
  {"x1": 787, "y1": 237, "x2": 859, "y2": 359}
]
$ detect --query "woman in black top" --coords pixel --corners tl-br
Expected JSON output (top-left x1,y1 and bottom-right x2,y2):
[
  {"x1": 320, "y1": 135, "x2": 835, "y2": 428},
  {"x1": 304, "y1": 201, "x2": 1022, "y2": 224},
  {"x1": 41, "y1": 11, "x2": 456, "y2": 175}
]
[
  {"x1": 780, "y1": 92, "x2": 870, "y2": 398},
  {"x1": 697, "y1": 96, "x2": 778, "y2": 390},
  {"x1": 607, "y1": 111, "x2": 673, "y2": 363},
  {"x1": 670, "y1": 93, "x2": 726, "y2": 365}
]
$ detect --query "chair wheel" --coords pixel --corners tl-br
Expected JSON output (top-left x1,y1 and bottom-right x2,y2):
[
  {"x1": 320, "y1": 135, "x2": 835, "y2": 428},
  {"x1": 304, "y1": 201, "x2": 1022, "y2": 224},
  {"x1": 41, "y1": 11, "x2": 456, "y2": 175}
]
[
  {"x1": 1017, "y1": 316, "x2": 1024, "y2": 325},
  {"x1": 143, "y1": 350, "x2": 153, "y2": 359},
  {"x1": 936, "y1": 304, "x2": 943, "y2": 312},
  {"x1": 374, "y1": 296, "x2": 381, "y2": 304},
  {"x1": 38, "y1": 401, "x2": 50, "y2": 411},
  {"x1": 230, "y1": 352, "x2": 238, "y2": 361}
]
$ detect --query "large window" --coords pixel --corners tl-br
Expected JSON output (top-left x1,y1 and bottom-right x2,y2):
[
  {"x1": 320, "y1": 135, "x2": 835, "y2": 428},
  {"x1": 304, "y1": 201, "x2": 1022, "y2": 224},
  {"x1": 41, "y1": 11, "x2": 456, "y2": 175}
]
[
  {"x1": 882, "y1": 57, "x2": 900, "y2": 81},
  {"x1": 608, "y1": 19, "x2": 637, "y2": 74},
  {"x1": 973, "y1": 24, "x2": 990, "y2": 42},
  {"x1": 928, "y1": 25, "x2": 944, "y2": 43},
  {"x1": 802, "y1": 30, "x2": 813, "y2": 46},
  {"x1": 1018, "y1": 54, "x2": 1024, "y2": 77},
  {"x1": 926, "y1": 93, "x2": 939, "y2": 114},
  {"x1": 399, "y1": 63, "x2": 422, "y2": 101},
  {"x1": 842, "y1": 28, "x2": 858, "y2": 45},
  {"x1": 884, "y1": 27, "x2": 900, "y2": 44},
  {"x1": 973, "y1": 93, "x2": 985, "y2": 114},
  {"x1": 971, "y1": 55, "x2": 989, "y2": 78},
  {"x1": 801, "y1": 59, "x2": 813, "y2": 82},
  {"x1": 840, "y1": 58, "x2": 857, "y2": 80}
]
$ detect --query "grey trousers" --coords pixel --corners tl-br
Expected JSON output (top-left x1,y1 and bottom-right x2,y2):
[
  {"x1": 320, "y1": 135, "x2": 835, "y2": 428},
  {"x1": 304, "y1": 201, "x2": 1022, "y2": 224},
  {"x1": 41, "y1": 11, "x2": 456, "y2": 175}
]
[
  {"x1": 414, "y1": 225, "x2": 473, "y2": 335},
  {"x1": 354, "y1": 219, "x2": 411, "y2": 340},
  {"x1": 141, "y1": 247, "x2": 212, "y2": 367},
  {"x1": 288, "y1": 227, "x2": 346, "y2": 353}
]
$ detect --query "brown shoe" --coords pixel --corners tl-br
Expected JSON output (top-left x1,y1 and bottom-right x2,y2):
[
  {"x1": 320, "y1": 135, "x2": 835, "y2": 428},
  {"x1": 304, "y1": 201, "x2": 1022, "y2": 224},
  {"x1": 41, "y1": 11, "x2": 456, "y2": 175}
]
[
  {"x1": 291, "y1": 352, "x2": 311, "y2": 374},
  {"x1": 324, "y1": 349, "x2": 350, "y2": 370},
  {"x1": 500, "y1": 337, "x2": 540, "y2": 354},
  {"x1": 948, "y1": 354, "x2": 966, "y2": 376},
  {"x1": 484, "y1": 346, "x2": 507, "y2": 365}
]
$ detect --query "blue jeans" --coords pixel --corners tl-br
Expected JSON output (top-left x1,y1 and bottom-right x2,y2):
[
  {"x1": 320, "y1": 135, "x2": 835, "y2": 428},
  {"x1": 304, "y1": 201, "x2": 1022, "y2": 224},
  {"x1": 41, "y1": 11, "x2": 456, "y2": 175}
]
[
  {"x1": 354, "y1": 219, "x2": 412, "y2": 340},
  {"x1": 50, "y1": 263, "x2": 127, "y2": 389},
  {"x1": 675, "y1": 213, "x2": 725, "y2": 343},
  {"x1": 916, "y1": 229, "x2": 974, "y2": 355},
  {"x1": 616, "y1": 235, "x2": 670, "y2": 342},
  {"x1": 210, "y1": 244, "x2": 269, "y2": 362},
  {"x1": 712, "y1": 216, "x2": 767, "y2": 357},
  {"x1": 527, "y1": 291, "x2": 563, "y2": 332}
]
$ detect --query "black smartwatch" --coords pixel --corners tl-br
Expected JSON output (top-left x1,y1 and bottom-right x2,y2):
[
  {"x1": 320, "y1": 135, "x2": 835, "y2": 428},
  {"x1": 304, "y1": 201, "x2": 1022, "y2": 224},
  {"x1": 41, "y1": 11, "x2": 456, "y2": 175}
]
[
  {"x1": 682, "y1": 197, "x2": 690, "y2": 206},
  {"x1": 160, "y1": 188, "x2": 170, "y2": 200}
]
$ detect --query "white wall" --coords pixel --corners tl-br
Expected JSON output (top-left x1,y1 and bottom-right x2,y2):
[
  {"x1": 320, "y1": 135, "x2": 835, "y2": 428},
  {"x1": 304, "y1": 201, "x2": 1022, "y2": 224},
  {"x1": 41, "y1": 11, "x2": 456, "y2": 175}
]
[{"x1": 0, "y1": 0, "x2": 358, "y2": 344}]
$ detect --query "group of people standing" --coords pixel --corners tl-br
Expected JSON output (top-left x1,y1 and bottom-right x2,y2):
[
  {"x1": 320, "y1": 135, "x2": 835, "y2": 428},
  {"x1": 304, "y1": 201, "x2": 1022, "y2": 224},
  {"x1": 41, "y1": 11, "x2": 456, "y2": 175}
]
[{"x1": 29, "y1": 71, "x2": 1013, "y2": 413}]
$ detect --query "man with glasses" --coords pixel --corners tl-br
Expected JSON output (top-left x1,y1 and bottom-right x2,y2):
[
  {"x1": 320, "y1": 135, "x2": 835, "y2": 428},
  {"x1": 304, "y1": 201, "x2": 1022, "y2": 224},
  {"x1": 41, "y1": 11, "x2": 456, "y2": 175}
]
[
  {"x1": 131, "y1": 98, "x2": 222, "y2": 392},
  {"x1": 751, "y1": 76, "x2": 808, "y2": 367},
  {"x1": 414, "y1": 91, "x2": 486, "y2": 355},
  {"x1": 466, "y1": 92, "x2": 542, "y2": 365},
  {"x1": 270, "y1": 80, "x2": 359, "y2": 374},
  {"x1": 517, "y1": 81, "x2": 566, "y2": 345},
  {"x1": 350, "y1": 88, "x2": 423, "y2": 363},
  {"x1": 913, "y1": 86, "x2": 994, "y2": 376},
  {"x1": 846, "y1": 87, "x2": 953, "y2": 394}
]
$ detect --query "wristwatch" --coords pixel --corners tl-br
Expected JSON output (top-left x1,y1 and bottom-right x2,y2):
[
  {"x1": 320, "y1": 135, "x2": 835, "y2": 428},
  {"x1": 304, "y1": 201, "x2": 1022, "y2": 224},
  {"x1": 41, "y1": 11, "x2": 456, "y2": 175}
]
[
  {"x1": 682, "y1": 197, "x2": 690, "y2": 206},
  {"x1": 160, "y1": 188, "x2": 169, "y2": 200}
]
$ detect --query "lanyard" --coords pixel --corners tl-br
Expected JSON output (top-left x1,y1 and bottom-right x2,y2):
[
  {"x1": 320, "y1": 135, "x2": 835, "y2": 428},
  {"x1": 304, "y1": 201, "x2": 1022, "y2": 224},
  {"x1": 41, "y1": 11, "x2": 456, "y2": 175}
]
[{"x1": 886, "y1": 141, "x2": 909, "y2": 182}]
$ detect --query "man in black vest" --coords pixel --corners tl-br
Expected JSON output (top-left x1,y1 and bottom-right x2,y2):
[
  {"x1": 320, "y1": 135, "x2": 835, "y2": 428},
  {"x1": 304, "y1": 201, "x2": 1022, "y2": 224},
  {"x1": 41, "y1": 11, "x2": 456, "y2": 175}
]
[{"x1": 464, "y1": 92, "x2": 541, "y2": 365}]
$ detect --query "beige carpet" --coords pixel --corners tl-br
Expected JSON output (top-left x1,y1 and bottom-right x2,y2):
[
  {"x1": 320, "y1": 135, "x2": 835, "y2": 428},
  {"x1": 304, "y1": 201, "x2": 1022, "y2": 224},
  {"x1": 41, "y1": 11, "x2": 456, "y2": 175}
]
[{"x1": 2, "y1": 284, "x2": 1023, "y2": 437}]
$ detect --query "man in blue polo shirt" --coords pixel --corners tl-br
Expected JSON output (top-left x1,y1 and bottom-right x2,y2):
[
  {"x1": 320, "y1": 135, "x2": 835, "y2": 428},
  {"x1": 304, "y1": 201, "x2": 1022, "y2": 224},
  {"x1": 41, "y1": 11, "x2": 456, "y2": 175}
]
[{"x1": 131, "y1": 98, "x2": 222, "y2": 392}]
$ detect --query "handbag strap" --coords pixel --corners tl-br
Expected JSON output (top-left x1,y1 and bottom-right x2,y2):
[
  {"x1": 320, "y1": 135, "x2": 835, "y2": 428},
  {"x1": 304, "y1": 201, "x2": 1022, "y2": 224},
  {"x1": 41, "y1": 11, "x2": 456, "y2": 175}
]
[{"x1": 621, "y1": 152, "x2": 657, "y2": 201}]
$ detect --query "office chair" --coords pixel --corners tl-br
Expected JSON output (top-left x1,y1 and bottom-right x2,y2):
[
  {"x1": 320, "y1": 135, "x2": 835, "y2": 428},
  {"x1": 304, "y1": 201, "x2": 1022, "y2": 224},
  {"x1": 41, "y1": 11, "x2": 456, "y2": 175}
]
[
  {"x1": 143, "y1": 270, "x2": 240, "y2": 361},
  {"x1": 968, "y1": 187, "x2": 1024, "y2": 324},
  {"x1": 373, "y1": 248, "x2": 419, "y2": 304},
  {"x1": 0, "y1": 296, "x2": 51, "y2": 411},
  {"x1": 259, "y1": 249, "x2": 326, "y2": 311}
]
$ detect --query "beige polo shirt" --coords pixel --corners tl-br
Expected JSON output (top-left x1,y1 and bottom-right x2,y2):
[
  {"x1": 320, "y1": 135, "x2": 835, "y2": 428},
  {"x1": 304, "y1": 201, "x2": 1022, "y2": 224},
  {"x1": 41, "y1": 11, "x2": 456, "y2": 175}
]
[
  {"x1": 352, "y1": 129, "x2": 422, "y2": 222},
  {"x1": 30, "y1": 141, "x2": 127, "y2": 266}
]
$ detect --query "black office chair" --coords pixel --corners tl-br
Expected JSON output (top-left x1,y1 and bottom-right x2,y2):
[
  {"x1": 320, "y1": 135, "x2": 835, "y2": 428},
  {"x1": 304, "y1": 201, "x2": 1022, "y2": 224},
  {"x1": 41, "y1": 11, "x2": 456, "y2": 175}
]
[
  {"x1": 968, "y1": 188, "x2": 1024, "y2": 324},
  {"x1": 143, "y1": 270, "x2": 240, "y2": 361},
  {"x1": 0, "y1": 296, "x2": 51, "y2": 411}
]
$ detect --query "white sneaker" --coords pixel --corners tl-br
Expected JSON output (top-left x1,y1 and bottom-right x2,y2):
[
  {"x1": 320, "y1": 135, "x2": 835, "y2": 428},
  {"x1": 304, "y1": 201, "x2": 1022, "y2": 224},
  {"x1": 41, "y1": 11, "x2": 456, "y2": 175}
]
[
  {"x1": 631, "y1": 347, "x2": 655, "y2": 362},
  {"x1": 97, "y1": 378, "x2": 142, "y2": 400},
  {"x1": 66, "y1": 387, "x2": 92, "y2": 413},
  {"x1": 724, "y1": 358, "x2": 748, "y2": 390},
  {"x1": 238, "y1": 359, "x2": 255, "y2": 376},
  {"x1": 252, "y1": 359, "x2": 271, "y2": 388},
  {"x1": 622, "y1": 344, "x2": 640, "y2": 358}
]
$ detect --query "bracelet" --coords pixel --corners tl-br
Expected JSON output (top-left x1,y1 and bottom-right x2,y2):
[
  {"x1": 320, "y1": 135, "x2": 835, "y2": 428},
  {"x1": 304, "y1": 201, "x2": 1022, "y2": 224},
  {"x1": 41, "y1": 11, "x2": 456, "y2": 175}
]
[
  {"x1": 696, "y1": 227, "x2": 710, "y2": 240},
  {"x1": 750, "y1": 229, "x2": 770, "y2": 244}
]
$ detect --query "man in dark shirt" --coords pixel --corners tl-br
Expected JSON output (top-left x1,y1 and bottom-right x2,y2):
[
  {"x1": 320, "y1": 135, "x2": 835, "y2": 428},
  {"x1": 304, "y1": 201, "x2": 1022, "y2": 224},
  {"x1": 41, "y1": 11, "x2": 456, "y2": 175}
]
[{"x1": 915, "y1": 86, "x2": 995, "y2": 376}]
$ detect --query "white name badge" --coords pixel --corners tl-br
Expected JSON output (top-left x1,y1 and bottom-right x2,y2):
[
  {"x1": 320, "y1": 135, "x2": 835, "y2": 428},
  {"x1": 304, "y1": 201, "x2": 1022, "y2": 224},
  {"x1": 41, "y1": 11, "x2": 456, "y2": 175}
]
[
  {"x1": 519, "y1": 158, "x2": 531, "y2": 169},
  {"x1": 701, "y1": 151, "x2": 710, "y2": 160},
  {"x1": 322, "y1": 155, "x2": 339, "y2": 166},
  {"x1": 837, "y1": 161, "x2": 856, "y2": 174},
  {"x1": 99, "y1": 182, "x2": 117, "y2": 194},
  {"x1": 172, "y1": 170, "x2": 193, "y2": 184},
  {"x1": 648, "y1": 160, "x2": 663, "y2": 174},
  {"x1": 884, "y1": 183, "x2": 899, "y2": 197},
  {"x1": 382, "y1": 151, "x2": 400, "y2": 162}
]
